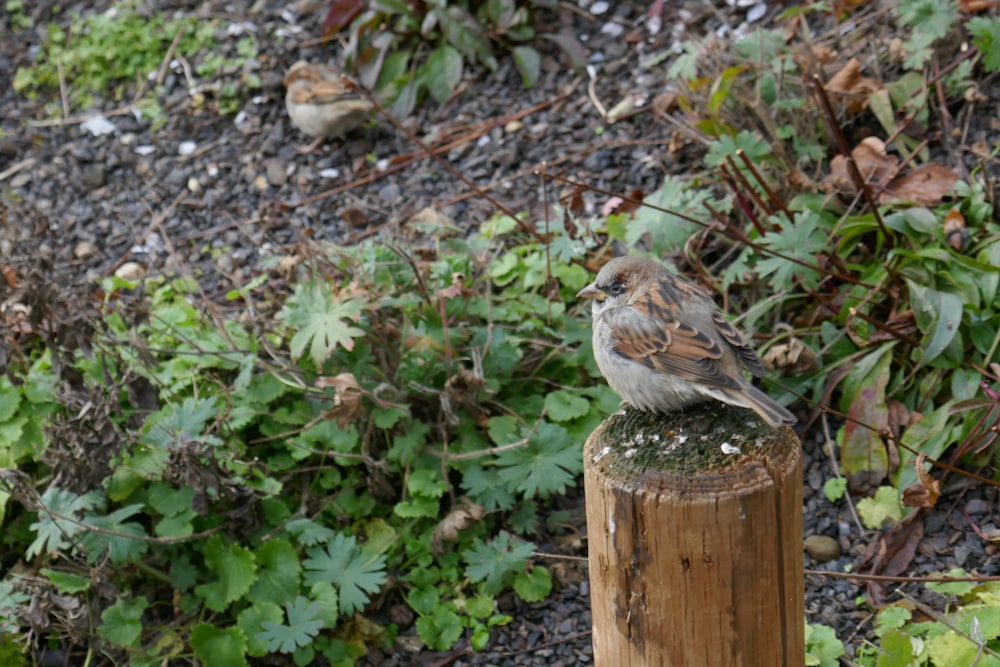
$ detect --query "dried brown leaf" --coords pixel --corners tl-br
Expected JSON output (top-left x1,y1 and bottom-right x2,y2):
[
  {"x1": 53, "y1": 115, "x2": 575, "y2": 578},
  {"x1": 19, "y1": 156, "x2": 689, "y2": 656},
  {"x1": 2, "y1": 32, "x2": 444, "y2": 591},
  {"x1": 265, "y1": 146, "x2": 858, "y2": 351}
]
[
  {"x1": 431, "y1": 499, "x2": 485, "y2": 554},
  {"x1": 825, "y1": 58, "x2": 882, "y2": 113},
  {"x1": 318, "y1": 372, "x2": 364, "y2": 426},
  {"x1": 959, "y1": 0, "x2": 997, "y2": 11},
  {"x1": 901, "y1": 453, "x2": 941, "y2": 509},
  {"x1": 880, "y1": 164, "x2": 958, "y2": 206},
  {"x1": 761, "y1": 336, "x2": 818, "y2": 374},
  {"x1": 855, "y1": 510, "x2": 924, "y2": 605},
  {"x1": 828, "y1": 137, "x2": 899, "y2": 193},
  {"x1": 943, "y1": 208, "x2": 967, "y2": 251}
]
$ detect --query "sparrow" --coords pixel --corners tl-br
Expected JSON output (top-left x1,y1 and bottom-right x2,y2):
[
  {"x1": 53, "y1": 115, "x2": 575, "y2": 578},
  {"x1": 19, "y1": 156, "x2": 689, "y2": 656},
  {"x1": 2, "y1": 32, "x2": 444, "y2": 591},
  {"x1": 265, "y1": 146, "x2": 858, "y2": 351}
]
[
  {"x1": 577, "y1": 256, "x2": 796, "y2": 427},
  {"x1": 284, "y1": 61, "x2": 374, "y2": 154}
]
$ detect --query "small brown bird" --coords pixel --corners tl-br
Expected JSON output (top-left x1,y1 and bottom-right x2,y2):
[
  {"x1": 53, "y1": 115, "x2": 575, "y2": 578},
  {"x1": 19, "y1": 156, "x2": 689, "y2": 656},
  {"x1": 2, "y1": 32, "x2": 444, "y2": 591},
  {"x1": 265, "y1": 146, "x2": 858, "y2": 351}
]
[
  {"x1": 284, "y1": 61, "x2": 374, "y2": 154},
  {"x1": 577, "y1": 256, "x2": 795, "y2": 427}
]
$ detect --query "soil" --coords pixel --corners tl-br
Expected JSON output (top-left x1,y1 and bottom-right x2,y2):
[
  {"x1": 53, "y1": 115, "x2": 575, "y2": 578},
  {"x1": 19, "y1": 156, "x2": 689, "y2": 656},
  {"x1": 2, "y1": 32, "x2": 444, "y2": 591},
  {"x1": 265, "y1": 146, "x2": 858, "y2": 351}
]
[{"x1": 3, "y1": 1, "x2": 1000, "y2": 666}]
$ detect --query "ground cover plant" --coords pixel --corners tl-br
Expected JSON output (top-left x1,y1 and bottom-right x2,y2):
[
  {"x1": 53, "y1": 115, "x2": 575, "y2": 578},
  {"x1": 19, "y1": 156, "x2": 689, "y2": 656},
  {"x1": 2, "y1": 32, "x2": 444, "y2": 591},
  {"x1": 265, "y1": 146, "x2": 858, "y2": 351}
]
[{"x1": 4, "y1": 0, "x2": 1000, "y2": 665}]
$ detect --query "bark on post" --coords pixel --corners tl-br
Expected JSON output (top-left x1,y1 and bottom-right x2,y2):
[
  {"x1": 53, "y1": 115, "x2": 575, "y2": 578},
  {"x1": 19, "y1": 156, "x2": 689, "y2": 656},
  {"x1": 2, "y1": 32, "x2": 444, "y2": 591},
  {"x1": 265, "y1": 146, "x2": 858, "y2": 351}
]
[{"x1": 584, "y1": 402, "x2": 803, "y2": 667}]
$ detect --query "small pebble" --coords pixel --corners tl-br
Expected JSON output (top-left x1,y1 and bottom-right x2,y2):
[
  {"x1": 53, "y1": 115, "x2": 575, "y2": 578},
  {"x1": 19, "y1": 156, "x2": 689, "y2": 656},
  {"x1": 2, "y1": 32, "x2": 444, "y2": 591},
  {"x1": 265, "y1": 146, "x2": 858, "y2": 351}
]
[
  {"x1": 115, "y1": 261, "x2": 145, "y2": 281},
  {"x1": 504, "y1": 120, "x2": 523, "y2": 134},
  {"x1": 81, "y1": 164, "x2": 107, "y2": 189},
  {"x1": 804, "y1": 535, "x2": 841, "y2": 563},
  {"x1": 74, "y1": 241, "x2": 98, "y2": 260}
]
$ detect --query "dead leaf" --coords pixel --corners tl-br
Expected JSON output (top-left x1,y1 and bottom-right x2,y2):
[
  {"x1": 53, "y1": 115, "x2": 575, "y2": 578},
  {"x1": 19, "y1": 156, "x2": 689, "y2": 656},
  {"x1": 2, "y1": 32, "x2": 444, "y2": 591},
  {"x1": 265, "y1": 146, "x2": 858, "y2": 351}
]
[
  {"x1": 322, "y1": 0, "x2": 366, "y2": 35},
  {"x1": 318, "y1": 372, "x2": 364, "y2": 426},
  {"x1": 828, "y1": 137, "x2": 900, "y2": 193},
  {"x1": 959, "y1": 0, "x2": 997, "y2": 12},
  {"x1": 943, "y1": 208, "x2": 967, "y2": 251},
  {"x1": 825, "y1": 58, "x2": 882, "y2": 113},
  {"x1": 867, "y1": 310, "x2": 918, "y2": 345},
  {"x1": 342, "y1": 206, "x2": 369, "y2": 229},
  {"x1": 901, "y1": 453, "x2": 941, "y2": 509},
  {"x1": 880, "y1": 164, "x2": 958, "y2": 206},
  {"x1": 855, "y1": 510, "x2": 924, "y2": 606},
  {"x1": 431, "y1": 499, "x2": 485, "y2": 553},
  {"x1": 827, "y1": 137, "x2": 958, "y2": 207},
  {"x1": 652, "y1": 91, "x2": 678, "y2": 117},
  {"x1": 761, "y1": 336, "x2": 818, "y2": 374}
]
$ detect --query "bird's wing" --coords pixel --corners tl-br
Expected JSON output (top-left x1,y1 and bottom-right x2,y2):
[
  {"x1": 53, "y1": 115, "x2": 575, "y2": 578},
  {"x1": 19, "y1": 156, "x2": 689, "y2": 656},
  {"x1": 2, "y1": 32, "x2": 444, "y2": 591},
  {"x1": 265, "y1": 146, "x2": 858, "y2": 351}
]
[
  {"x1": 606, "y1": 284, "x2": 743, "y2": 391},
  {"x1": 711, "y1": 311, "x2": 766, "y2": 377},
  {"x1": 297, "y1": 80, "x2": 367, "y2": 106}
]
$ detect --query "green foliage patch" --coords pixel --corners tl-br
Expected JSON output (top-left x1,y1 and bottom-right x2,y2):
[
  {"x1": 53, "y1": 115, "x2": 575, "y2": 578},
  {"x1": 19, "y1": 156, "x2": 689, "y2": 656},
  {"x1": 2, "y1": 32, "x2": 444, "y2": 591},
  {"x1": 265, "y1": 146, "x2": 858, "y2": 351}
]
[
  {"x1": 13, "y1": 2, "x2": 260, "y2": 119},
  {"x1": 0, "y1": 219, "x2": 611, "y2": 662}
]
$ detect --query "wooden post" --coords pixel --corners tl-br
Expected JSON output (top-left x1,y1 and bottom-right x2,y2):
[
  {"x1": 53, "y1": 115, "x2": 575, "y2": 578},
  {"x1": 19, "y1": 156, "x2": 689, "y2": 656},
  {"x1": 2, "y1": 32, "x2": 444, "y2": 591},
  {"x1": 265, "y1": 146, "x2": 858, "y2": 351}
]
[{"x1": 584, "y1": 402, "x2": 803, "y2": 667}]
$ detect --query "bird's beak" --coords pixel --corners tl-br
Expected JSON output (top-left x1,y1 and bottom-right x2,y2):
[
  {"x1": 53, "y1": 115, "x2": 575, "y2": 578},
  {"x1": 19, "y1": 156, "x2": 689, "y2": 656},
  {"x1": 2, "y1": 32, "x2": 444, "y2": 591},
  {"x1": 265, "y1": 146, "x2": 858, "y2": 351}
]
[{"x1": 576, "y1": 283, "x2": 604, "y2": 301}]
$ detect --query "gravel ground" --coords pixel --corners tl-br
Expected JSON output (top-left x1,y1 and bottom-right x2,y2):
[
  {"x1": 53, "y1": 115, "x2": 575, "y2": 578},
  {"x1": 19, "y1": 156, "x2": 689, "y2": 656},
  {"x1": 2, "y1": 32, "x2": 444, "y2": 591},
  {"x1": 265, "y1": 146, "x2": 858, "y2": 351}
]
[{"x1": 4, "y1": 1, "x2": 1000, "y2": 665}]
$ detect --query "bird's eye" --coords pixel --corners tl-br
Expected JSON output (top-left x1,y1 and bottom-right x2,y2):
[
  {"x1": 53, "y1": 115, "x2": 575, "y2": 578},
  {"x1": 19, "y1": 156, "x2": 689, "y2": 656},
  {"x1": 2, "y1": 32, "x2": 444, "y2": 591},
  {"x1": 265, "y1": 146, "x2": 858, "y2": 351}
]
[{"x1": 605, "y1": 282, "x2": 625, "y2": 297}]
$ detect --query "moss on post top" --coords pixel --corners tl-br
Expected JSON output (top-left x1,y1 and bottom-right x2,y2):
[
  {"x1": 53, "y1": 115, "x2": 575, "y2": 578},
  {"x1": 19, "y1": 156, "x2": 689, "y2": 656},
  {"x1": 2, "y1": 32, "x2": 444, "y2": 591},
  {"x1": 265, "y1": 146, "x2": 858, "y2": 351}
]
[{"x1": 593, "y1": 402, "x2": 795, "y2": 478}]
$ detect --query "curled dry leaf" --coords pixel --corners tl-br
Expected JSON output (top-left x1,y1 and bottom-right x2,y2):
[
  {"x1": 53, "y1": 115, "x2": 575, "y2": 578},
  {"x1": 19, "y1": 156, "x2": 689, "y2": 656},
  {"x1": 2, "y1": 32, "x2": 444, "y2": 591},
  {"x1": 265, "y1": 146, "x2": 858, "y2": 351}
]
[
  {"x1": 880, "y1": 164, "x2": 958, "y2": 206},
  {"x1": 943, "y1": 208, "x2": 968, "y2": 251},
  {"x1": 761, "y1": 335, "x2": 818, "y2": 374},
  {"x1": 825, "y1": 58, "x2": 882, "y2": 113},
  {"x1": 651, "y1": 91, "x2": 678, "y2": 117},
  {"x1": 828, "y1": 137, "x2": 900, "y2": 193},
  {"x1": 827, "y1": 137, "x2": 958, "y2": 206},
  {"x1": 901, "y1": 453, "x2": 941, "y2": 509},
  {"x1": 855, "y1": 510, "x2": 924, "y2": 606},
  {"x1": 431, "y1": 498, "x2": 485, "y2": 554},
  {"x1": 959, "y1": 0, "x2": 997, "y2": 12},
  {"x1": 318, "y1": 371, "x2": 364, "y2": 426}
]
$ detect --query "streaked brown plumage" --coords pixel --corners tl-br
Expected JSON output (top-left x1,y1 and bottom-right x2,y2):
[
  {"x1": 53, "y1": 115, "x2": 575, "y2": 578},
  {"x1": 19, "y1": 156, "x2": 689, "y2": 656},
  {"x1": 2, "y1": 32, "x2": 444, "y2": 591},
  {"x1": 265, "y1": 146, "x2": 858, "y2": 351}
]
[
  {"x1": 577, "y1": 256, "x2": 795, "y2": 427},
  {"x1": 284, "y1": 61, "x2": 374, "y2": 153}
]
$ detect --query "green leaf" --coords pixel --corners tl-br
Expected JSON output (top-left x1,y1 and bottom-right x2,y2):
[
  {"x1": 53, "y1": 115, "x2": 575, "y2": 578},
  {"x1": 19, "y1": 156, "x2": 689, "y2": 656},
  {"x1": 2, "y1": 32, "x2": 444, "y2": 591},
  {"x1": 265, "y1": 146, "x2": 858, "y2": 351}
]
[
  {"x1": 416, "y1": 605, "x2": 463, "y2": 651},
  {"x1": 511, "y1": 46, "x2": 540, "y2": 89},
  {"x1": 856, "y1": 487, "x2": 902, "y2": 530},
  {"x1": 822, "y1": 478, "x2": 847, "y2": 503},
  {"x1": 907, "y1": 282, "x2": 964, "y2": 365},
  {"x1": 278, "y1": 282, "x2": 366, "y2": 367},
  {"x1": 496, "y1": 422, "x2": 581, "y2": 498},
  {"x1": 926, "y1": 568, "x2": 976, "y2": 596},
  {"x1": 0, "y1": 380, "x2": 21, "y2": 422},
  {"x1": 28, "y1": 487, "x2": 103, "y2": 559},
  {"x1": 463, "y1": 533, "x2": 535, "y2": 595},
  {"x1": 257, "y1": 597, "x2": 325, "y2": 654},
  {"x1": 303, "y1": 533, "x2": 387, "y2": 615},
  {"x1": 705, "y1": 130, "x2": 772, "y2": 168},
  {"x1": 408, "y1": 469, "x2": 447, "y2": 498},
  {"x1": 190, "y1": 624, "x2": 249, "y2": 667},
  {"x1": 425, "y1": 45, "x2": 462, "y2": 104},
  {"x1": 142, "y1": 396, "x2": 218, "y2": 449},
  {"x1": 839, "y1": 345, "x2": 893, "y2": 490},
  {"x1": 76, "y1": 503, "x2": 149, "y2": 565},
  {"x1": 969, "y1": 18, "x2": 1000, "y2": 71},
  {"x1": 308, "y1": 581, "x2": 339, "y2": 627},
  {"x1": 513, "y1": 566, "x2": 551, "y2": 602},
  {"x1": 875, "y1": 606, "x2": 912, "y2": 636},
  {"x1": 194, "y1": 535, "x2": 257, "y2": 612},
  {"x1": 285, "y1": 518, "x2": 335, "y2": 547},
  {"x1": 249, "y1": 539, "x2": 301, "y2": 607},
  {"x1": 98, "y1": 596, "x2": 148, "y2": 648},
  {"x1": 543, "y1": 390, "x2": 590, "y2": 422},
  {"x1": 461, "y1": 464, "x2": 516, "y2": 512},
  {"x1": 804, "y1": 622, "x2": 844, "y2": 667},
  {"x1": 624, "y1": 176, "x2": 716, "y2": 255},
  {"x1": 41, "y1": 568, "x2": 91, "y2": 594},
  {"x1": 892, "y1": 403, "x2": 954, "y2": 493},
  {"x1": 875, "y1": 628, "x2": 918, "y2": 666},
  {"x1": 238, "y1": 602, "x2": 284, "y2": 658},
  {"x1": 926, "y1": 629, "x2": 993, "y2": 667}
]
